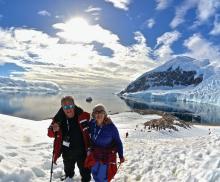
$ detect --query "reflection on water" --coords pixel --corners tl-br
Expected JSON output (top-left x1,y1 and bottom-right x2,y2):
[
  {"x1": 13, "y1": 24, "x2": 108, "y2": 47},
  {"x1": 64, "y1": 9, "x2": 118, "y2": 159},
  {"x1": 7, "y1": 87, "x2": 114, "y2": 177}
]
[
  {"x1": 0, "y1": 87, "x2": 129, "y2": 120},
  {"x1": 121, "y1": 98, "x2": 220, "y2": 125},
  {"x1": 1, "y1": 90, "x2": 220, "y2": 125},
  {"x1": 0, "y1": 92, "x2": 61, "y2": 120}
]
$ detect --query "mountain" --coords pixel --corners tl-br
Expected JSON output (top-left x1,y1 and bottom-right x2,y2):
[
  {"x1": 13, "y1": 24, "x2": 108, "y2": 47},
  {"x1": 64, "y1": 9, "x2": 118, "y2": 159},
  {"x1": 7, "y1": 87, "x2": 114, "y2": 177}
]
[
  {"x1": 0, "y1": 76, "x2": 61, "y2": 94},
  {"x1": 120, "y1": 56, "x2": 220, "y2": 106}
]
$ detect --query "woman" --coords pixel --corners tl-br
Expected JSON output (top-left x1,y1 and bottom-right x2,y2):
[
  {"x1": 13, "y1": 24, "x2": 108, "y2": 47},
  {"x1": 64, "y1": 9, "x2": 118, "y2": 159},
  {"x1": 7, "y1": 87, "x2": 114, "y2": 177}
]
[{"x1": 85, "y1": 104, "x2": 125, "y2": 182}]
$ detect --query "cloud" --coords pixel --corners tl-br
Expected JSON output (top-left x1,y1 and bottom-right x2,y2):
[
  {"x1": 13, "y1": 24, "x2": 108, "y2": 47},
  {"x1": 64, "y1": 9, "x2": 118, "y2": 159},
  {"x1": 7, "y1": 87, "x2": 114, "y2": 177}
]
[
  {"x1": 154, "y1": 31, "x2": 181, "y2": 61},
  {"x1": 0, "y1": 28, "x2": 27, "y2": 64},
  {"x1": 156, "y1": 0, "x2": 173, "y2": 10},
  {"x1": 112, "y1": 32, "x2": 157, "y2": 77},
  {"x1": 170, "y1": 0, "x2": 197, "y2": 28},
  {"x1": 146, "y1": 18, "x2": 155, "y2": 28},
  {"x1": 38, "y1": 10, "x2": 51, "y2": 17},
  {"x1": 84, "y1": 6, "x2": 101, "y2": 21},
  {"x1": 104, "y1": 0, "x2": 131, "y2": 11},
  {"x1": 0, "y1": 19, "x2": 158, "y2": 88},
  {"x1": 156, "y1": 31, "x2": 181, "y2": 46},
  {"x1": 0, "y1": 27, "x2": 58, "y2": 66},
  {"x1": 53, "y1": 18, "x2": 120, "y2": 50},
  {"x1": 170, "y1": 0, "x2": 220, "y2": 28},
  {"x1": 85, "y1": 6, "x2": 102, "y2": 13},
  {"x1": 4, "y1": 16, "x2": 220, "y2": 90},
  {"x1": 183, "y1": 33, "x2": 220, "y2": 63},
  {"x1": 14, "y1": 28, "x2": 58, "y2": 45},
  {"x1": 140, "y1": 18, "x2": 155, "y2": 30},
  {"x1": 210, "y1": 14, "x2": 220, "y2": 35},
  {"x1": 196, "y1": 0, "x2": 220, "y2": 22},
  {"x1": 55, "y1": 15, "x2": 65, "y2": 20}
]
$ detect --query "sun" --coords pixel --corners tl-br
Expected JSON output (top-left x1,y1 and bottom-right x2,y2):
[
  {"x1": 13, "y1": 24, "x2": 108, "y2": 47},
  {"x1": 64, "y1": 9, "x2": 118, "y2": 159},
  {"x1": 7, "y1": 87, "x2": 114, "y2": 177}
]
[
  {"x1": 66, "y1": 17, "x2": 89, "y2": 31},
  {"x1": 64, "y1": 17, "x2": 94, "y2": 43}
]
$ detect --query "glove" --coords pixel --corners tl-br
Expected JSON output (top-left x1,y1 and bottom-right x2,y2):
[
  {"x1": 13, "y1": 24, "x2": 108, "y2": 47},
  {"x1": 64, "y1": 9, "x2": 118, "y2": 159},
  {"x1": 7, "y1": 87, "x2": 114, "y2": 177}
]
[
  {"x1": 84, "y1": 152, "x2": 96, "y2": 168},
  {"x1": 119, "y1": 157, "x2": 125, "y2": 164},
  {"x1": 52, "y1": 123, "x2": 60, "y2": 132}
]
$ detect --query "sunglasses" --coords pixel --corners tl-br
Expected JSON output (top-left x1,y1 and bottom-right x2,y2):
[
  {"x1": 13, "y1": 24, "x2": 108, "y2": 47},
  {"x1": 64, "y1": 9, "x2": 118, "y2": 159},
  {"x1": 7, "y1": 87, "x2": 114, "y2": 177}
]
[
  {"x1": 94, "y1": 110, "x2": 105, "y2": 115},
  {"x1": 63, "y1": 104, "x2": 75, "y2": 110}
]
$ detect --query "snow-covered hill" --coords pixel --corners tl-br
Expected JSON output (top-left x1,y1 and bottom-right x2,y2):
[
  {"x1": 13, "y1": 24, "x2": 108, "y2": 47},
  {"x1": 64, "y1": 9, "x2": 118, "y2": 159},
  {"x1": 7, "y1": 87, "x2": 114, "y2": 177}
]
[
  {"x1": 120, "y1": 56, "x2": 220, "y2": 106},
  {"x1": 0, "y1": 76, "x2": 61, "y2": 94},
  {"x1": 1, "y1": 112, "x2": 220, "y2": 182}
]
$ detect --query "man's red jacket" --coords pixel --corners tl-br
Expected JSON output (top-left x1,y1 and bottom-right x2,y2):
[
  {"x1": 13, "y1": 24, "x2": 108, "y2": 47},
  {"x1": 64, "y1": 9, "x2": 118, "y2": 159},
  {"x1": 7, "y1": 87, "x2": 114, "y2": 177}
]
[{"x1": 47, "y1": 106, "x2": 90, "y2": 164}]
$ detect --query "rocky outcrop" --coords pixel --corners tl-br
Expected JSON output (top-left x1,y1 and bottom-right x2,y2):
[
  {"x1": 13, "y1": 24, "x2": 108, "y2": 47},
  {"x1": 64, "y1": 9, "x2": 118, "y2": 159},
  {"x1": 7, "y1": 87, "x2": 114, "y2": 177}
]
[
  {"x1": 144, "y1": 113, "x2": 191, "y2": 131},
  {"x1": 120, "y1": 66, "x2": 203, "y2": 94}
]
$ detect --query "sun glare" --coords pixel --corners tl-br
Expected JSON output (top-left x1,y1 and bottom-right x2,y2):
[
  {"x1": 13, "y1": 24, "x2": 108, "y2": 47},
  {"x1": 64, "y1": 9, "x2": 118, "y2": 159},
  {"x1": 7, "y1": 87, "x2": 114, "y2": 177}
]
[
  {"x1": 64, "y1": 17, "x2": 95, "y2": 44},
  {"x1": 66, "y1": 17, "x2": 89, "y2": 30},
  {"x1": 62, "y1": 17, "x2": 95, "y2": 66}
]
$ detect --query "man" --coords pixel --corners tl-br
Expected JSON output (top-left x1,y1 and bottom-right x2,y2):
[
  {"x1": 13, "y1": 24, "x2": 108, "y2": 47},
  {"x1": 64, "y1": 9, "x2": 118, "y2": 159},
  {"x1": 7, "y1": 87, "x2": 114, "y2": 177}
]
[{"x1": 48, "y1": 96, "x2": 91, "y2": 182}]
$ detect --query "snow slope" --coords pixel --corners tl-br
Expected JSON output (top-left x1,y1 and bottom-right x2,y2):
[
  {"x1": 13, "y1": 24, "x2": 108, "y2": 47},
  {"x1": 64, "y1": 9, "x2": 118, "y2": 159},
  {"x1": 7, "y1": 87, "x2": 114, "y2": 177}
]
[
  {"x1": 121, "y1": 56, "x2": 220, "y2": 106},
  {"x1": 151, "y1": 56, "x2": 214, "y2": 79},
  {"x1": 1, "y1": 112, "x2": 220, "y2": 182}
]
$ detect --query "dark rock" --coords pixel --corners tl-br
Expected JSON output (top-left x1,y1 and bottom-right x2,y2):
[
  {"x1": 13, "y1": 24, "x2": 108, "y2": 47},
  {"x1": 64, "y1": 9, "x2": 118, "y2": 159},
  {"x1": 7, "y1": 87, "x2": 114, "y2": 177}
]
[
  {"x1": 120, "y1": 57, "x2": 204, "y2": 94},
  {"x1": 86, "y1": 97, "x2": 92, "y2": 102},
  {"x1": 144, "y1": 112, "x2": 191, "y2": 131}
]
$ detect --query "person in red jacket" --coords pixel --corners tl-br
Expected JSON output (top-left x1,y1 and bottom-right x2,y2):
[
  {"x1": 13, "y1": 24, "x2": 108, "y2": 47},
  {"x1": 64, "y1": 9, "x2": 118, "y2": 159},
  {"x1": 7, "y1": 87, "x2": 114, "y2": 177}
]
[{"x1": 47, "y1": 96, "x2": 91, "y2": 182}]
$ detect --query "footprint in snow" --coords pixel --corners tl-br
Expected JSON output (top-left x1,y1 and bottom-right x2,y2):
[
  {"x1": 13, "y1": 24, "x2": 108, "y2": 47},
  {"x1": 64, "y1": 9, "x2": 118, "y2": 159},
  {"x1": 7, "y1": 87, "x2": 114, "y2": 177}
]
[
  {"x1": 0, "y1": 154, "x2": 4, "y2": 162},
  {"x1": 6, "y1": 146, "x2": 17, "y2": 150},
  {"x1": 31, "y1": 167, "x2": 46, "y2": 177},
  {"x1": 33, "y1": 142, "x2": 48, "y2": 147},
  {"x1": 7, "y1": 152, "x2": 17, "y2": 157},
  {"x1": 23, "y1": 136, "x2": 32, "y2": 143}
]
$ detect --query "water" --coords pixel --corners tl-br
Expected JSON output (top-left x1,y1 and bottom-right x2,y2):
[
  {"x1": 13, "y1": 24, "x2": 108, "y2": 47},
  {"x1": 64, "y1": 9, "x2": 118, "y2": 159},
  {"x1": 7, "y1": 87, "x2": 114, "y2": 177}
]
[
  {"x1": 1, "y1": 89, "x2": 220, "y2": 125},
  {"x1": 0, "y1": 87, "x2": 129, "y2": 120},
  {"x1": 121, "y1": 98, "x2": 220, "y2": 125}
]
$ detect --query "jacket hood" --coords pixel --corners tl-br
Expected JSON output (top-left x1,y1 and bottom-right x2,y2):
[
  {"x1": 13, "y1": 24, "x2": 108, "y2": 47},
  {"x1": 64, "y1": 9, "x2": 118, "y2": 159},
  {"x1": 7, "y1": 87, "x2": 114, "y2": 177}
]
[
  {"x1": 104, "y1": 117, "x2": 112, "y2": 125},
  {"x1": 92, "y1": 116, "x2": 112, "y2": 125},
  {"x1": 53, "y1": 105, "x2": 84, "y2": 123}
]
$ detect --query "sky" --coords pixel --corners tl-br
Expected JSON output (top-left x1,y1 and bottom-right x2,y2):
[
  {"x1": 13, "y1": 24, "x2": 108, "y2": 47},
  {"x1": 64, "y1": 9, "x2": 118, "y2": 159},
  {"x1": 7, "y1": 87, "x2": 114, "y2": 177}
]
[{"x1": 0, "y1": 0, "x2": 220, "y2": 89}]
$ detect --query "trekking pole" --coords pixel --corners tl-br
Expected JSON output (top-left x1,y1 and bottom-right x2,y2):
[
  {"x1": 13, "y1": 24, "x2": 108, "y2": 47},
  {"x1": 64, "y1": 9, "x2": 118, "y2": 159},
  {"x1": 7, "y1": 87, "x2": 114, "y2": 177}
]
[
  {"x1": 116, "y1": 162, "x2": 121, "y2": 174},
  {"x1": 49, "y1": 132, "x2": 57, "y2": 182}
]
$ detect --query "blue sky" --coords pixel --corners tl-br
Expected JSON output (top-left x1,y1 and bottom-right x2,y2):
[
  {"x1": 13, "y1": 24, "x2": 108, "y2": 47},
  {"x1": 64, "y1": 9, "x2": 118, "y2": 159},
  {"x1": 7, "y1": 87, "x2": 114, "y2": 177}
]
[{"x1": 0, "y1": 0, "x2": 220, "y2": 88}]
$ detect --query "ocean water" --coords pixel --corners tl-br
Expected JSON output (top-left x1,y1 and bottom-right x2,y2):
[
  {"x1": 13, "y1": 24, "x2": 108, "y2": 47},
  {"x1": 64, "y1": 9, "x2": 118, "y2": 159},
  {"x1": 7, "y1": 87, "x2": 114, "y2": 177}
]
[
  {"x1": 0, "y1": 87, "x2": 129, "y2": 120},
  {"x1": 122, "y1": 98, "x2": 220, "y2": 125},
  {"x1": 1, "y1": 88, "x2": 220, "y2": 125}
]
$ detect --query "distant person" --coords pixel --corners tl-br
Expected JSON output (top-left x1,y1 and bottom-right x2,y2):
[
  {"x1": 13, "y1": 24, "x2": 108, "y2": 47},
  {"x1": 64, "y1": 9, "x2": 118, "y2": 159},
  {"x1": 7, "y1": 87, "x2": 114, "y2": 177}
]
[
  {"x1": 47, "y1": 96, "x2": 91, "y2": 182},
  {"x1": 125, "y1": 132, "x2": 129, "y2": 138},
  {"x1": 208, "y1": 128, "x2": 211, "y2": 135},
  {"x1": 85, "y1": 104, "x2": 125, "y2": 182}
]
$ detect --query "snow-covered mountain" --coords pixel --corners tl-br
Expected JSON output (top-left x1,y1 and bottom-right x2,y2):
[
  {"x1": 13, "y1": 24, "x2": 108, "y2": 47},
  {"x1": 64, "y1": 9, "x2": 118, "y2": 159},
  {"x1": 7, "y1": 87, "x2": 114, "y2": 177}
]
[
  {"x1": 0, "y1": 76, "x2": 61, "y2": 94},
  {"x1": 120, "y1": 56, "x2": 220, "y2": 106}
]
